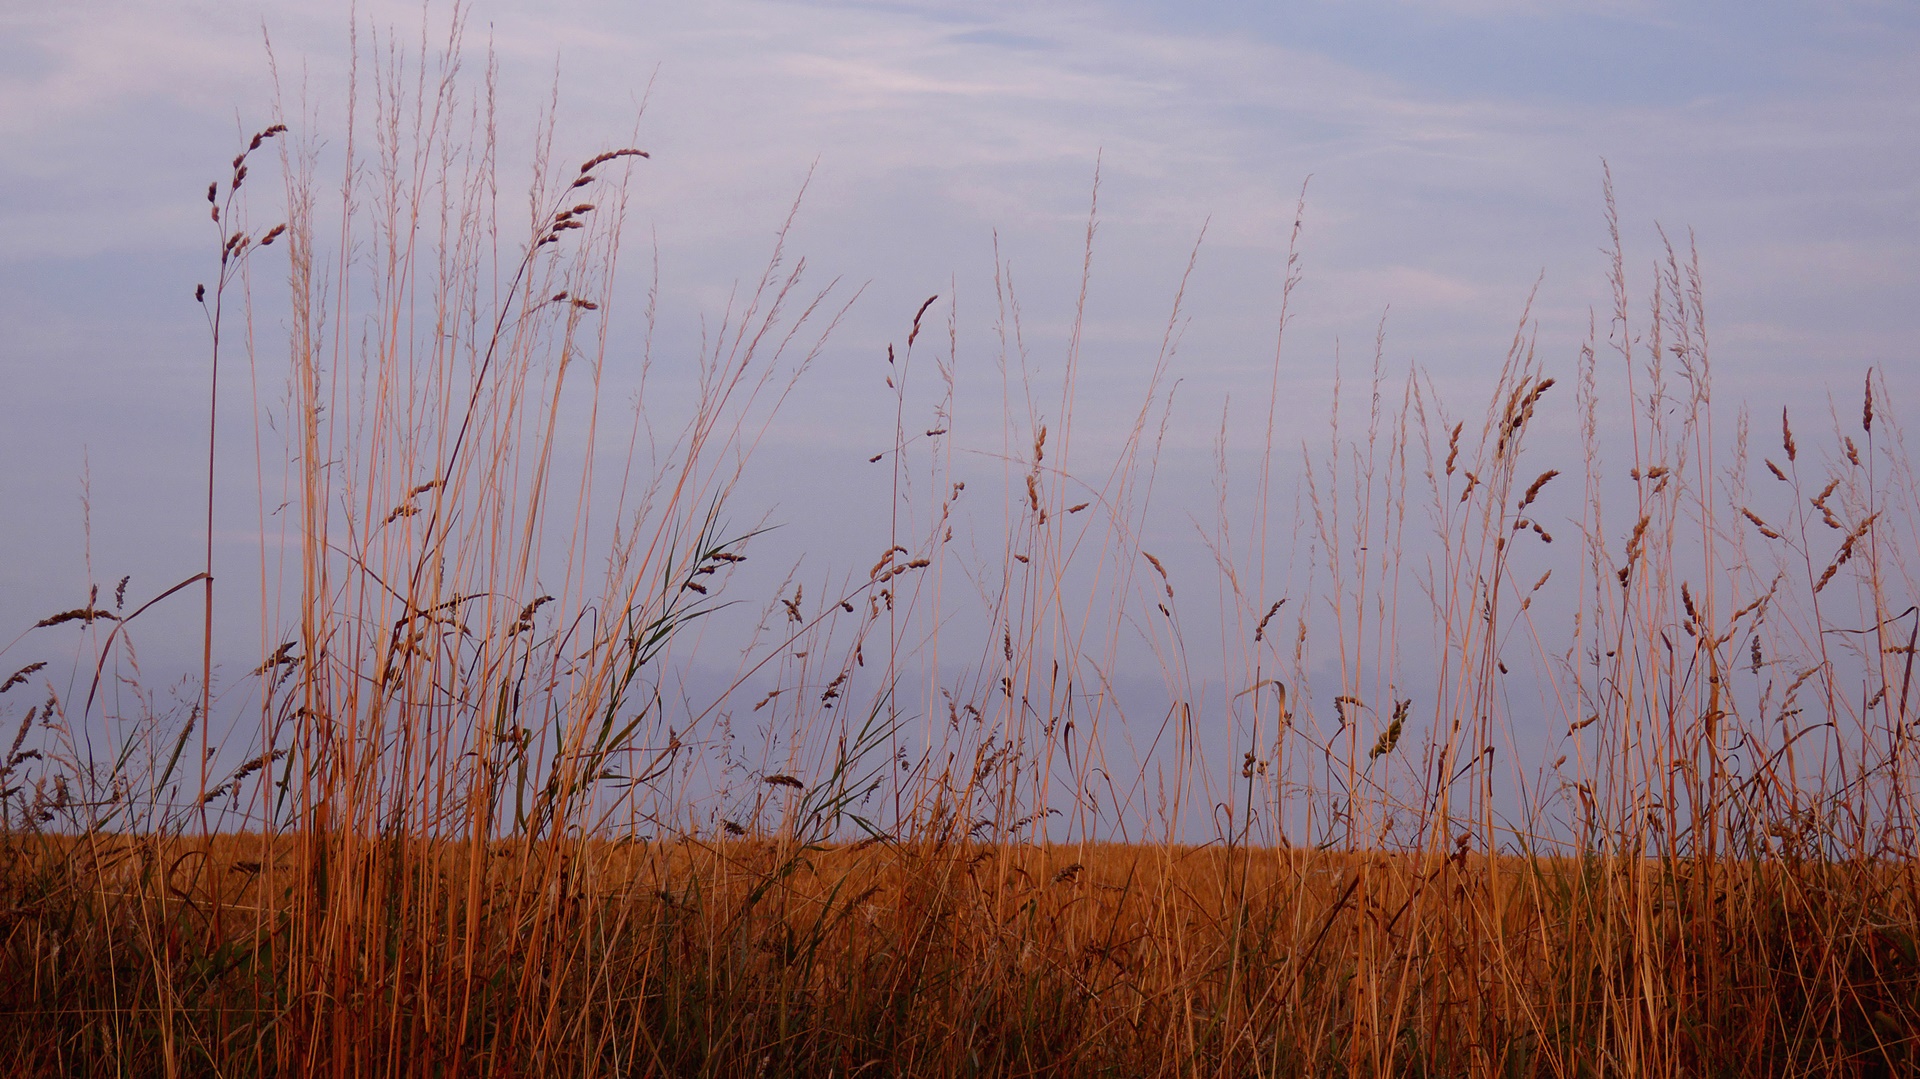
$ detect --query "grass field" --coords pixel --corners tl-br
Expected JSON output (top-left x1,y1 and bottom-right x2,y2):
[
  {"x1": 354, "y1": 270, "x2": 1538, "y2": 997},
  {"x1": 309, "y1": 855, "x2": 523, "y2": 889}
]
[
  {"x1": 2, "y1": 832, "x2": 1915, "y2": 1074},
  {"x1": 3, "y1": 16, "x2": 1917, "y2": 1077}
]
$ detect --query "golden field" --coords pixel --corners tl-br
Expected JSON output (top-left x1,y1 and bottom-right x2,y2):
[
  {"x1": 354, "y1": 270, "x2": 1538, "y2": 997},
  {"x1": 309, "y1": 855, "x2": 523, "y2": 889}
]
[{"x1": 5, "y1": 832, "x2": 1916, "y2": 1075}]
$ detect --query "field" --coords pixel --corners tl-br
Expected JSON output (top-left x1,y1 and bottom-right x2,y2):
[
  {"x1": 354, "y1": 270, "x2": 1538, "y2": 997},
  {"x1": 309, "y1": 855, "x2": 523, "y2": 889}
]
[
  {"x1": 3, "y1": 22, "x2": 1918, "y2": 1078},
  {"x1": 4, "y1": 833, "x2": 1916, "y2": 1075}
]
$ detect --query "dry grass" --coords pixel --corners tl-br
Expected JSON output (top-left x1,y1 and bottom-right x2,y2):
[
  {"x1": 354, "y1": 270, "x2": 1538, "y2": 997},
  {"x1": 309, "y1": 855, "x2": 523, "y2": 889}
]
[
  {"x1": 3, "y1": 12, "x2": 1919, "y2": 1077},
  {"x1": 3, "y1": 832, "x2": 1915, "y2": 1074}
]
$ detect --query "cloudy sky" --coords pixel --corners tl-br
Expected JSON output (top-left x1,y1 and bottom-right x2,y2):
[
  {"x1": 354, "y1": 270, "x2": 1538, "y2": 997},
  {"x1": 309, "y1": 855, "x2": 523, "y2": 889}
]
[{"x1": 3, "y1": 1, "x2": 1916, "y2": 765}]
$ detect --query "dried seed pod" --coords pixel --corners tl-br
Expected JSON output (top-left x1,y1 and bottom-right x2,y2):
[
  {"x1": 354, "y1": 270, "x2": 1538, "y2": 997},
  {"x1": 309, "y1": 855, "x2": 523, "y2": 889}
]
[
  {"x1": 0, "y1": 663, "x2": 46, "y2": 695},
  {"x1": 908, "y1": 294, "x2": 938, "y2": 346},
  {"x1": 1254, "y1": 599, "x2": 1286, "y2": 642},
  {"x1": 1142, "y1": 552, "x2": 1172, "y2": 597},
  {"x1": 577, "y1": 147, "x2": 649, "y2": 173},
  {"x1": 1741, "y1": 508, "x2": 1782, "y2": 540},
  {"x1": 869, "y1": 546, "x2": 907, "y2": 579},
  {"x1": 1518, "y1": 469, "x2": 1560, "y2": 510}
]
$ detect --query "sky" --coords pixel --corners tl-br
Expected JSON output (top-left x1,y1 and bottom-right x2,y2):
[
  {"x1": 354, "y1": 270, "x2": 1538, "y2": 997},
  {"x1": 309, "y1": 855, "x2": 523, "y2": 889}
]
[{"x1": 2, "y1": 0, "x2": 1916, "y2": 835}]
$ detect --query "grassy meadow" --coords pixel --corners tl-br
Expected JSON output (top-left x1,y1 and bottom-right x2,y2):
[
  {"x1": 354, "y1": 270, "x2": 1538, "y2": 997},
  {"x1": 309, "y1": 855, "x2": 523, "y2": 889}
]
[{"x1": 2, "y1": 29, "x2": 1917, "y2": 1079}]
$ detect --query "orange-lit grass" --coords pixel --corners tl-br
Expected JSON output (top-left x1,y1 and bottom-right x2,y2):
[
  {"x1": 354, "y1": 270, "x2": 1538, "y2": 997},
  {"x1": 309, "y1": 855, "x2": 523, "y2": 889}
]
[{"x1": 6, "y1": 829, "x2": 1916, "y2": 1075}]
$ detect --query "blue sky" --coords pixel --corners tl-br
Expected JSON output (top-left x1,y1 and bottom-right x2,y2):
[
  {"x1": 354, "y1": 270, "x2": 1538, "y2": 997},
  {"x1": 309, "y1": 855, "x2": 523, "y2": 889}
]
[{"x1": 2, "y1": 0, "x2": 1916, "y2": 813}]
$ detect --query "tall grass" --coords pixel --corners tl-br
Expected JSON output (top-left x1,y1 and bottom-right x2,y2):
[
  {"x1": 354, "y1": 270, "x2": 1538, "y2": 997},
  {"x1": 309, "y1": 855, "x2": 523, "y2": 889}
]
[{"x1": 3, "y1": 18, "x2": 1917, "y2": 1078}]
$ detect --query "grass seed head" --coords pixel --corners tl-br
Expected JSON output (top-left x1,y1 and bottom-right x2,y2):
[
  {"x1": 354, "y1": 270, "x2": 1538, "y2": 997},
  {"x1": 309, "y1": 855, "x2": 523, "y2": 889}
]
[
  {"x1": 908, "y1": 294, "x2": 938, "y2": 346},
  {"x1": 1, "y1": 663, "x2": 47, "y2": 695},
  {"x1": 578, "y1": 148, "x2": 648, "y2": 174},
  {"x1": 1518, "y1": 469, "x2": 1560, "y2": 509},
  {"x1": 1254, "y1": 599, "x2": 1286, "y2": 642}
]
